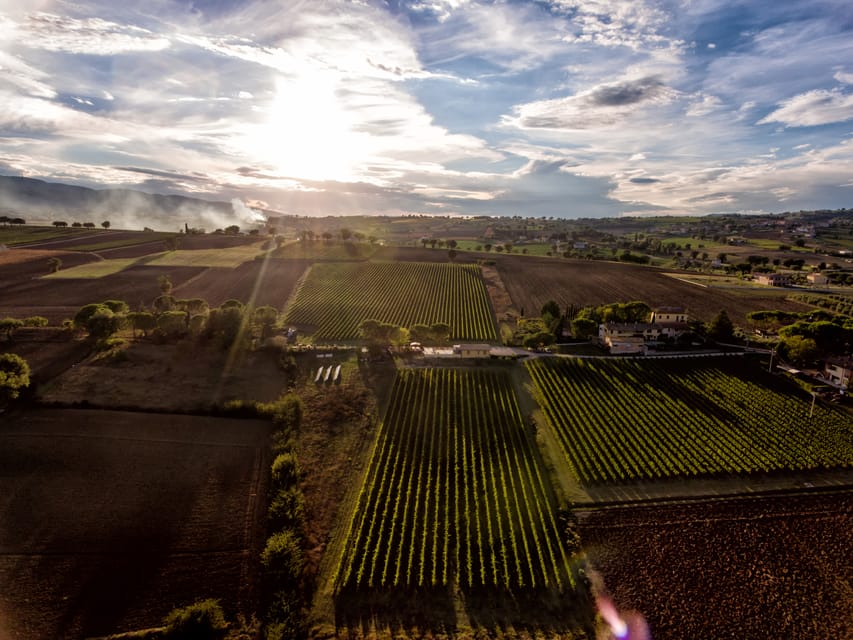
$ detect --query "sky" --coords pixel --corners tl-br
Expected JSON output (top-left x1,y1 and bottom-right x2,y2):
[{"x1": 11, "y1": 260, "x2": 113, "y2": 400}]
[{"x1": 0, "y1": 0, "x2": 851, "y2": 219}]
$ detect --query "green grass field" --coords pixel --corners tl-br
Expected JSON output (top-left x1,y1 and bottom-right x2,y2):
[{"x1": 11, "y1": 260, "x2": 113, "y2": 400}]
[
  {"x1": 42, "y1": 258, "x2": 140, "y2": 279},
  {"x1": 145, "y1": 244, "x2": 266, "y2": 267}
]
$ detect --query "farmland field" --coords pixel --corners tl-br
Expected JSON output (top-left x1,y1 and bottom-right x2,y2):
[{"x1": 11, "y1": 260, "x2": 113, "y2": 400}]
[
  {"x1": 145, "y1": 243, "x2": 266, "y2": 267},
  {"x1": 274, "y1": 240, "x2": 377, "y2": 261},
  {"x1": 39, "y1": 340, "x2": 290, "y2": 412},
  {"x1": 579, "y1": 491, "x2": 852, "y2": 640},
  {"x1": 0, "y1": 265, "x2": 206, "y2": 321},
  {"x1": 284, "y1": 262, "x2": 497, "y2": 341},
  {"x1": 496, "y1": 256, "x2": 809, "y2": 324},
  {"x1": 42, "y1": 257, "x2": 139, "y2": 278},
  {"x1": 332, "y1": 368, "x2": 592, "y2": 637},
  {"x1": 173, "y1": 258, "x2": 309, "y2": 307},
  {"x1": 527, "y1": 356, "x2": 853, "y2": 485},
  {"x1": 0, "y1": 409, "x2": 269, "y2": 640}
]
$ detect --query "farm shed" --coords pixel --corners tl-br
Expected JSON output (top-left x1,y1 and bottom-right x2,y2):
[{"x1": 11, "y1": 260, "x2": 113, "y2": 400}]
[
  {"x1": 453, "y1": 343, "x2": 491, "y2": 358},
  {"x1": 756, "y1": 273, "x2": 792, "y2": 287},
  {"x1": 807, "y1": 272, "x2": 829, "y2": 285}
]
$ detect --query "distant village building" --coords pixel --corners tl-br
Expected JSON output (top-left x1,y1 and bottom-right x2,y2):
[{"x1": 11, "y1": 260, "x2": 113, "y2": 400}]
[
  {"x1": 807, "y1": 272, "x2": 829, "y2": 285},
  {"x1": 824, "y1": 356, "x2": 852, "y2": 391},
  {"x1": 756, "y1": 273, "x2": 792, "y2": 287},
  {"x1": 573, "y1": 241, "x2": 588, "y2": 250},
  {"x1": 452, "y1": 344, "x2": 491, "y2": 358}
]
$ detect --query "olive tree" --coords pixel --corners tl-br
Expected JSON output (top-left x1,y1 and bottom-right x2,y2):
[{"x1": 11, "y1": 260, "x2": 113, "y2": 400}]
[{"x1": 0, "y1": 353, "x2": 30, "y2": 400}]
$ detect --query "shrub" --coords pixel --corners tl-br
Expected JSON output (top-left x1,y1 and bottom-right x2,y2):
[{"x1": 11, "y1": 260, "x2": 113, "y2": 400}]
[
  {"x1": 264, "y1": 594, "x2": 305, "y2": 640},
  {"x1": 162, "y1": 598, "x2": 228, "y2": 640},
  {"x1": 22, "y1": 316, "x2": 48, "y2": 327},
  {"x1": 261, "y1": 530, "x2": 304, "y2": 587},
  {"x1": 0, "y1": 317, "x2": 23, "y2": 340},
  {"x1": 271, "y1": 452, "x2": 299, "y2": 490},
  {"x1": 271, "y1": 393, "x2": 303, "y2": 432},
  {"x1": 87, "y1": 308, "x2": 122, "y2": 339},
  {"x1": 101, "y1": 299, "x2": 129, "y2": 314},
  {"x1": 268, "y1": 487, "x2": 304, "y2": 530}
]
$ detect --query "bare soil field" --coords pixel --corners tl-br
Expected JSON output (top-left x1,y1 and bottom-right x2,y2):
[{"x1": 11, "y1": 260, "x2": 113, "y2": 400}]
[
  {"x1": 578, "y1": 491, "x2": 852, "y2": 640},
  {"x1": 370, "y1": 245, "x2": 462, "y2": 262},
  {"x1": 495, "y1": 256, "x2": 809, "y2": 324},
  {"x1": 0, "y1": 408, "x2": 269, "y2": 640},
  {"x1": 12, "y1": 230, "x2": 165, "y2": 252},
  {"x1": 0, "y1": 265, "x2": 205, "y2": 319},
  {"x1": 0, "y1": 329, "x2": 90, "y2": 384},
  {"x1": 39, "y1": 340, "x2": 290, "y2": 412},
  {"x1": 174, "y1": 259, "x2": 309, "y2": 307},
  {"x1": 0, "y1": 248, "x2": 99, "y2": 281}
]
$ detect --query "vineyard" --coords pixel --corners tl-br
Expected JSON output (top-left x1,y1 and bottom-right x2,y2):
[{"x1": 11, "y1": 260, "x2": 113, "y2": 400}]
[
  {"x1": 334, "y1": 368, "x2": 576, "y2": 594},
  {"x1": 283, "y1": 262, "x2": 497, "y2": 341},
  {"x1": 789, "y1": 292, "x2": 853, "y2": 317},
  {"x1": 527, "y1": 356, "x2": 853, "y2": 484}
]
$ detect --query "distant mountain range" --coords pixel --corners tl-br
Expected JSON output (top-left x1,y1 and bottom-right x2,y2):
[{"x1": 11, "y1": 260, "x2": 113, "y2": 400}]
[{"x1": 0, "y1": 175, "x2": 255, "y2": 231}]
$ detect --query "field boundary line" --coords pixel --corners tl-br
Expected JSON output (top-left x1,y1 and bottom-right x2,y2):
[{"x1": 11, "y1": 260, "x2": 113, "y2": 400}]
[{"x1": 662, "y1": 273, "x2": 708, "y2": 288}]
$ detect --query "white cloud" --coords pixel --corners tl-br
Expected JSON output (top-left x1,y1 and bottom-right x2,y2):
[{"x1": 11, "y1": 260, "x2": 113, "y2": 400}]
[
  {"x1": 686, "y1": 93, "x2": 722, "y2": 117},
  {"x1": 758, "y1": 88, "x2": 853, "y2": 127},
  {"x1": 834, "y1": 70, "x2": 853, "y2": 84},
  {"x1": 408, "y1": 1, "x2": 472, "y2": 22},
  {"x1": 22, "y1": 12, "x2": 171, "y2": 55},
  {"x1": 552, "y1": 0, "x2": 675, "y2": 51}
]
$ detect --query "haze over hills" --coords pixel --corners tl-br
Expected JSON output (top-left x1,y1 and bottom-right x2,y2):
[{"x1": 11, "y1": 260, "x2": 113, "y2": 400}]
[{"x1": 0, "y1": 175, "x2": 266, "y2": 232}]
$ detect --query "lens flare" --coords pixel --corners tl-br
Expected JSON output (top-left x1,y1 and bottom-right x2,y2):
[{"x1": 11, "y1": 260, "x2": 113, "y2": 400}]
[
  {"x1": 587, "y1": 567, "x2": 650, "y2": 640},
  {"x1": 596, "y1": 592, "x2": 628, "y2": 638}
]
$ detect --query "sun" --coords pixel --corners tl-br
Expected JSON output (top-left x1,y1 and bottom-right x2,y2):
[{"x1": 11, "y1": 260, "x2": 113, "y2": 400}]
[{"x1": 246, "y1": 74, "x2": 368, "y2": 183}]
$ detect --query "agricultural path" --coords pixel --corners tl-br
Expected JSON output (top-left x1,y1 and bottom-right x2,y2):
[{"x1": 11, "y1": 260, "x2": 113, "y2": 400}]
[{"x1": 576, "y1": 468, "x2": 853, "y2": 506}]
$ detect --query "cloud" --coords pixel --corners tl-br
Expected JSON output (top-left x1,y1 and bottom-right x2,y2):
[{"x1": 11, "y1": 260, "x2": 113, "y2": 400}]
[
  {"x1": 22, "y1": 12, "x2": 171, "y2": 55},
  {"x1": 551, "y1": 0, "x2": 674, "y2": 51},
  {"x1": 505, "y1": 75, "x2": 674, "y2": 130},
  {"x1": 835, "y1": 70, "x2": 853, "y2": 84},
  {"x1": 415, "y1": 2, "x2": 571, "y2": 73},
  {"x1": 629, "y1": 177, "x2": 660, "y2": 184},
  {"x1": 758, "y1": 88, "x2": 853, "y2": 127},
  {"x1": 408, "y1": 1, "x2": 472, "y2": 23},
  {"x1": 686, "y1": 93, "x2": 722, "y2": 117}
]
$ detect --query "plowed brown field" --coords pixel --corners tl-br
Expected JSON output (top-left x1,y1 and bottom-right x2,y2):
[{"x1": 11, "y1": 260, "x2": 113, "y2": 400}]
[
  {"x1": 496, "y1": 256, "x2": 809, "y2": 324},
  {"x1": 579, "y1": 491, "x2": 852, "y2": 640},
  {"x1": 0, "y1": 409, "x2": 269, "y2": 640},
  {"x1": 174, "y1": 259, "x2": 308, "y2": 308}
]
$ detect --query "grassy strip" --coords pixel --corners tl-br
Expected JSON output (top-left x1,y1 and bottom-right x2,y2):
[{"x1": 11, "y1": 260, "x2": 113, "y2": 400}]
[{"x1": 42, "y1": 258, "x2": 139, "y2": 278}]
